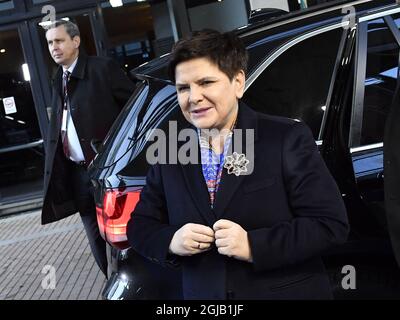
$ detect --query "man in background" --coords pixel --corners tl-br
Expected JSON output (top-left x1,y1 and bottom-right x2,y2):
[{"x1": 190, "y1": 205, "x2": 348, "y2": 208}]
[{"x1": 41, "y1": 20, "x2": 135, "y2": 276}]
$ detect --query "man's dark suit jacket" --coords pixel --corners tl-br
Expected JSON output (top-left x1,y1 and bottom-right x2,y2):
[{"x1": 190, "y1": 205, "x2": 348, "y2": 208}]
[
  {"x1": 384, "y1": 93, "x2": 400, "y2": 266},
  {"x1": 127, "y1": 103, "x2": 349, "y2": 300},
  {"x1": 42, "y1": 53, "x2": 135, "y2": 225}
]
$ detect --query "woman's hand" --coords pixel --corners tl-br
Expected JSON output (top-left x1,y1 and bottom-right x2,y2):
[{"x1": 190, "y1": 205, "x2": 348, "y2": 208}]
[
  {"x1": 213, "y1": 219, "x2": 253, "y2": 262},
  {"x1": 169, "y1": 223, "x2": 215, "y2": 256}
]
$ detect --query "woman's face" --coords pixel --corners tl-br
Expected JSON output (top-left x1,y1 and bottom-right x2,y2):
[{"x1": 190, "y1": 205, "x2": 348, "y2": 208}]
[{"x1": 175, "y1": 57, "x2": 245, "y2": 131}]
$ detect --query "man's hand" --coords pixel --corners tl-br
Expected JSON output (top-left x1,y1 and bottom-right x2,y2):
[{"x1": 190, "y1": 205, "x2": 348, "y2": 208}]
[
  {"x1": 169, "y1": 223, "x2": 215, "y2": 256},
  {"x1": 213, "y1": 219, "x2": 253, "y2": 262}
]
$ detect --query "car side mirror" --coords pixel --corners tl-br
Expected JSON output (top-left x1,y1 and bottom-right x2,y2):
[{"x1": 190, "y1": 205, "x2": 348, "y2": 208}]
[{"x1": 90, "y1": 139, "x2": 102, "y2": 155}]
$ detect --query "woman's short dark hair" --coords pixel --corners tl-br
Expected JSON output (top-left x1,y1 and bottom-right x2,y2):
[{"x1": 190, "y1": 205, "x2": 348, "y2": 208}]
[{"x1": 168, "y1": 29, "x2": 248, "y2": 83}]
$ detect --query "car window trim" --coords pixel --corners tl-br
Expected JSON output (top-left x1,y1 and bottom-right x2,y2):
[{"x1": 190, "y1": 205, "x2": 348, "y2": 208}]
[
  {"x1": 350, "y1": 142, "x2": 383, "y2": 153},
  {"x1": 349, "y1": 20, "x2": 368, "y2": 148},
  {"x1": 359, "y1": 6, "x2": 400, "y2": 22},
  {"x1": 240, "y1": 0, "x2": 371, "y2": 38},
  {"x1": 319, "y1": 27, "x2": 352, "y2": 141}
]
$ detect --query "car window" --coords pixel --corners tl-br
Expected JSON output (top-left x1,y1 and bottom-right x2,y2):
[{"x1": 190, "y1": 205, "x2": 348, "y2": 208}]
[
  {"x1": 244, "y1": 26, "x2": 307, "y2": 76},
  {"x1": 242, "y1": 28, "x2": 342, "y2": 139},
  {"x1": 120, "y1": 106, "x2": 186, "y2": 177},
  {"x1": 93, "y1": 80, "x2": 177, "y2": 170},
  {"x1": 359, "y1": 18, "x2": 399, "y2": 147}
]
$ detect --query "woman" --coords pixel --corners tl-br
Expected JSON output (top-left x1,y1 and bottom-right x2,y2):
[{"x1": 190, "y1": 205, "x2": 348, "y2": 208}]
[{"x1": 127, "y1": 29, "x2": 349, "y2": 300}]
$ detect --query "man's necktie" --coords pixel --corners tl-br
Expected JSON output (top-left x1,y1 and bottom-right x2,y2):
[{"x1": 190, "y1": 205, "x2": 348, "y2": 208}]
[{"x1": 61, "y1": 70, "x2": 71, "y2": 159}]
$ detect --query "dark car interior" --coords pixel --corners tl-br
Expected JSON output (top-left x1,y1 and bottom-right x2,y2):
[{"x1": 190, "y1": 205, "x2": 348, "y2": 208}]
[
  {"x1": 243, "y1": 28, "x2": 342, "y2": 140},
  {"x1": 350, "y1": 17, "x2": 399, "y2": 234}
]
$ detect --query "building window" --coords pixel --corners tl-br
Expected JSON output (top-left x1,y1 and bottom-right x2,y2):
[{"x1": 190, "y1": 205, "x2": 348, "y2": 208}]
[
  {"x1": 0, "y1": 28, "x2": 40, "y2": 149},
  {"x1": 0, "y1": 1, "x2": 14, "y2": 11},
  {"x1": 101, "y1": 0, "x2": 156, "y2": 72}
]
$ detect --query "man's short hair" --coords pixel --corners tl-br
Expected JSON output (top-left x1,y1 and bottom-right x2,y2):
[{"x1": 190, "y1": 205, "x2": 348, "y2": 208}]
[
  {"x1": 168, "y1": 29, "x2": 248, "y2": 83},
  {"x1": 44, "y1": 20, "x2": 80, "y2": 39}
]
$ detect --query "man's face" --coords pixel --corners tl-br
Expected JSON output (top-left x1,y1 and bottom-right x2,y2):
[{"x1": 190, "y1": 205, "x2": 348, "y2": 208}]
[
  {"x1": 175, "y1": 57, "x2": 245, "y2": 131},
  {"x1": 46, "y1": 25, "x2": 80, "y2": 68}
]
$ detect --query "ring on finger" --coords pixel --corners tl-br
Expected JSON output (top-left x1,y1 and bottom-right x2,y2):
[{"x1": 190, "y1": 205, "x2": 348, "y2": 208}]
[{"x1": 198, "y1": 242, "x2": 201, "y2": 249}]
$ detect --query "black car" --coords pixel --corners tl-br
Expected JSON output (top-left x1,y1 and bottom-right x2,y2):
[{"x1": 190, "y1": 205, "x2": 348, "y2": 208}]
[{"x1": 88, "y1": 0, "x2": 400, "y2": 299}]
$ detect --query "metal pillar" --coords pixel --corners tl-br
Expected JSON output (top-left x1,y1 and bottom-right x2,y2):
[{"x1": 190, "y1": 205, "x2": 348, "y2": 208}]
[{"x1": 167, "y1": 0, "x2": 191, "y2": 42}]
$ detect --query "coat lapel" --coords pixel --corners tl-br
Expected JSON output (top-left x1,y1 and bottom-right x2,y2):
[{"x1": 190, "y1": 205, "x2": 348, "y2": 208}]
[
  {"x1": 179, "y1": 127, "x2": 217, "y2": 226},
  {"x1": 178, "y1": 102, "x2": 259, "y2": 224},
  {"x1": 50, "y1": 67, "x2": 64, "y2": 124},
  {"x1": 68, "y1": 53, "x2": 87, "y2": 101},
  {"x1": 213, "y1": 102, "x2": 259, "y2": 218},
  {"x1": 52, "y1": 67, "x2": 63, "y2": 102},
  {"x1": 51, "y1": 53, "x2": 87, "y2": 112}
]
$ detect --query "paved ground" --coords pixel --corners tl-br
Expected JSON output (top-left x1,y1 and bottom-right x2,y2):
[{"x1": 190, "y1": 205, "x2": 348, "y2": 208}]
[{"x1": 0, "y1": 210, "x2": 106, "y2": 300}]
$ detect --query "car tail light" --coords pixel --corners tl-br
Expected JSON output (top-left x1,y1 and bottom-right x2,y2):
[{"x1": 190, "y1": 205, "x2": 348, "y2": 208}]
[{"x1": 96, "y1": 187, "x2": 142, "y2": 250}]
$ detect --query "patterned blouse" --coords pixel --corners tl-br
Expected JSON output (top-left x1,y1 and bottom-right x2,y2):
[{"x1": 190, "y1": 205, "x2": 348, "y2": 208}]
[{"x1": 198, "y1": 131, "x2": 233, "y2": 208}]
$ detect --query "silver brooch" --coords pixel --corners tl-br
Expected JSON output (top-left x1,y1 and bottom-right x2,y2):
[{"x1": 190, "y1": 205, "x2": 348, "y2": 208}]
[{"x1": 224, "y1": 152, "x2": 250, "y2": 176}]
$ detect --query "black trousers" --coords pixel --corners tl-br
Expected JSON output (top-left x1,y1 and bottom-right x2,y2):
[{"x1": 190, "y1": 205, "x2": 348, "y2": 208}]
[{"x1": 70, "y1": 161, "x2": 108, "y2": 277}]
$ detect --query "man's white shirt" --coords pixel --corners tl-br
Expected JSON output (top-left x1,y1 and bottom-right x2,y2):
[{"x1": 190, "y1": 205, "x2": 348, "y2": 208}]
[{"x1": 62, "y1": 57, "x2": 85, "y2": 163}]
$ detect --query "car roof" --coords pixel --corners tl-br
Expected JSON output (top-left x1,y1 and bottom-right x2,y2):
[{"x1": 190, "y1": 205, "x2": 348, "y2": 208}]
[
  {"x1": 132, "y1": 0, "x2": 398, "y2": 81},
  {"x1": 239, "y1": 0, "x2": 395, "y2": 36}
]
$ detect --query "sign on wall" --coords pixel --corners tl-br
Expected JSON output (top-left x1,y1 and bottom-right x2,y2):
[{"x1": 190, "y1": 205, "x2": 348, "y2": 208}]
[
  {"x1": 2, "y1": 96, "x2": 17, "y2": 115},
  {"x1": 249, "y1": 0, "x2": 289, "y2": 11}
]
